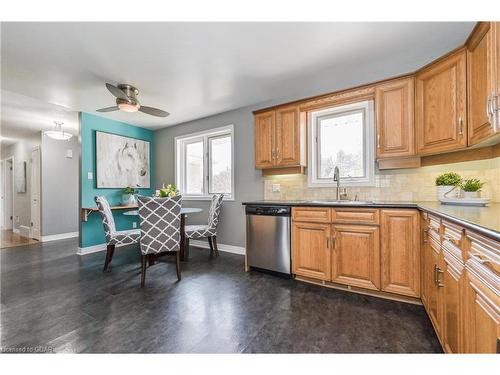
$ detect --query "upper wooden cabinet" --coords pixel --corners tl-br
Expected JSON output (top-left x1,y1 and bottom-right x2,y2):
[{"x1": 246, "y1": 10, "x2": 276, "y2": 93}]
[
  {"x1": 467, "y1": 22, "x2": 500, "y2": 146},
  {"x1": 416, "y1": 49, "x2": 467, "y2": 155},
  {"x1": 380, "y1": 209, "x2": 420, "y2": 297},
  {"x1": 375, "y1": 77, "x2": 415, "y2": 158},
  {"x1": 254, "y1": 110, "x2": 275, "y2": 169},
  {"x1": 254, "y1": 105, "x2": 306, "y2": 171}
]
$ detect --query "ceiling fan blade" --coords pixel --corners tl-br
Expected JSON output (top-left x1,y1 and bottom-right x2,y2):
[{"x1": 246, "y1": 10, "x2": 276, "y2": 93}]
[
  {"x1": 96, "y1": 106, "x2": 119, "y2": 112},
  {"x1": 139, "y1": 106, "x2": 170, "y2": 117},
  {"x1": 105, "y1": 83, "x2": 129, "y2": 100}
]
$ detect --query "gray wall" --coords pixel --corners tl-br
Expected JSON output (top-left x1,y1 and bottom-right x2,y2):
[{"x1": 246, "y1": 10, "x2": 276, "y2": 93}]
[
  {"x1": 155, "y1": 106, "x2": 262, "y2": 247},
  {"x1": 1, "y1": 132, "x2": 41, "y2": 231},
  {"x1": 41, "y1": 134, "x2": 79, "y2": 236}
]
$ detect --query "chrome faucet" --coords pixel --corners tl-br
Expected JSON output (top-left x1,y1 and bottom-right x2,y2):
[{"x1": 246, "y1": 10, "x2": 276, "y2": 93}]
[{"x1": 333, "y1": 166, "x2": 348, "y2": 200}]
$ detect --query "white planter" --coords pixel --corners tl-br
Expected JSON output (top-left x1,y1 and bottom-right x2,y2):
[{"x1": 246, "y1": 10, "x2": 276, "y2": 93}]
[
  {"x1": 462, "y1": 191, "x2": 480, "y2": 199},
  {"x1": 122, "y1": 193, "x2": 137, "y2": 206},
  {"x1": 437, "y1": 185, "x2": 458, "y2": 200}
]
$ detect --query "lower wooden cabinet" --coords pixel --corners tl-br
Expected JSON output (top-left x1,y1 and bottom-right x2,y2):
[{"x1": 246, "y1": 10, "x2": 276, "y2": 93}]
[
  {"x1": 331, "y1": 224, "x2": 380, "y2": 290},
  {"x1": 380, "y1": 209, "x2": 420, "y2": 297},
  {"x1": 292, "y1": 221, "x2": 331, "y2": 281}
]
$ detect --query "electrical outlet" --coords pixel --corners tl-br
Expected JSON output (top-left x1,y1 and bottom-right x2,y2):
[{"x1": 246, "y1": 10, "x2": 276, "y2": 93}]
[
  {"x1": 87, "y1": 172, "x2": 93, "y2": 180},
  {"x1": 132, "y1": 222, "x2": 137, "y2": 229},
  {"x1": 272, "y1": 184, "x2": 281, "y2": 192}
]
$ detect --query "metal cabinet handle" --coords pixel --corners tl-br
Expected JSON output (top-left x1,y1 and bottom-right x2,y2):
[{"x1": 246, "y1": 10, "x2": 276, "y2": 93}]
[
  {"x1": 470, "y1": 252, "x2": 490, "y2": 264},
  {"x1": 487, "y1": 94, "x2": 493, "y2": 119},
  {"x1": 434, "y1": 264, "x2": 444, "y2": 287},
  {"x1": 458, "y1": 117, "x2": 463, "y2": 135},
  {"x1": 377, "y1": 134, "x2": 380, "y2": 149},
  {"x1": 422, "y1": 228, "x2": 429, "y2": 243},
  {"x1": 331, "y1": 235, "x2": 336, "y2": 249},
  {"x1": 326, "y1": 237, "x2": 329, "y2": 249},
  {"x1": 276, "y1": 148, "x2": 280, "y2": 159},
  {"x1": 443, "y1": 234, "x2": 459, "y2": 246}
]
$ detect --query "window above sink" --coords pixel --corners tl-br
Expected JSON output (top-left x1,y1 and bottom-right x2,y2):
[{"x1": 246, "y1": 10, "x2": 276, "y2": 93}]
[{"x1": 308, "y1": 100, "x2": 375, "y2": 187}]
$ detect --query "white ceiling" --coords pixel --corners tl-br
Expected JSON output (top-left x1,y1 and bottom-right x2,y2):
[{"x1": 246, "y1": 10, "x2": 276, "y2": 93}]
[
  {"x1": 1, "y1": 90, "x2": 79, "y2": 147},
  {"x1": 1, "y1": 22, "x2": 475, "y2": 131}
]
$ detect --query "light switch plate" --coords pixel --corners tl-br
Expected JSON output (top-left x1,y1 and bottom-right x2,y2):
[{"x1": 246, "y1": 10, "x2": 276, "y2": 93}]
[
  {"x1": 87, "y1": 172, "x2": 93, "y2": 180},
  {"x1": 272, "y1": 184, "x2": 281, "y2": 192},
  {"x1": 132, "y1": 222, "x2": 137, "y2": 229},
  {"x1": 66, "y1": 149, "x2": 73, "y2": 158}
]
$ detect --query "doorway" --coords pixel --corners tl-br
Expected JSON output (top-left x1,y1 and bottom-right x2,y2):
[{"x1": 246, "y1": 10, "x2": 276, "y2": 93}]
[{"x1": 1, "y1": 157, "x2": 14, "y2": 230}]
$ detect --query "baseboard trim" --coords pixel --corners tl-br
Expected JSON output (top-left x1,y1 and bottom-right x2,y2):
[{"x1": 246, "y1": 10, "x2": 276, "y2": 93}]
[
  {"x1": 42, "y1": 231, "x2": 79, "y2": 242},
  {"x1": 189, "y1": 239, "x2": 245, "y2": 255},
  {"x1": 77, "y1": 239, "x2": 245, "y2": 256}
]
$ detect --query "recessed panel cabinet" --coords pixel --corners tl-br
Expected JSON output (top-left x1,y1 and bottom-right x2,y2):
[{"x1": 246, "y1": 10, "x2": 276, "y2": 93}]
[
  {"x1": 254, "y1": 110, "x2": 275, "y2": 169},
  {"x1": 375, "y1": 77, "x2": 415, "y2": 158},
  {"x1": 415, "y1": 49, "x2": 467, "y2": 155}
]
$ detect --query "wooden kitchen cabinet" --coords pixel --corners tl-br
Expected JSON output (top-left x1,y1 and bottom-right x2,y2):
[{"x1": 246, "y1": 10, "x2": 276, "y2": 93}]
[
  {"x1": 380, "y1": 209, "x2": 420, "y2": 297},
  {"x1": 254, "y1": 110, "x2": 275, "y2": 169},
  {"x1": 331, "y1": 224, "x2": 380, "y2": 291},
  {"x1": 375, "y1": 77, "x2": 415, "y2": 158},
  {"x1": 254, "y1": 105, "x2": 306, "y2": 171},
  {"x1": 467, "y1": 22, "x2": 500, "y2": 146},
  {"x1": 292, "y1": 221, "x2": 331, "y2": 281},
  {"x1": 416, "y1": 48, "x2": 467, "y2": 155}
]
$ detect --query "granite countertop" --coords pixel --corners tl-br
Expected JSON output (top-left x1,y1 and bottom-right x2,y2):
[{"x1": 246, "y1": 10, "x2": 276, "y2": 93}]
[{"x1": 242, "y1": 200, "x2": 500, "y2": 241}]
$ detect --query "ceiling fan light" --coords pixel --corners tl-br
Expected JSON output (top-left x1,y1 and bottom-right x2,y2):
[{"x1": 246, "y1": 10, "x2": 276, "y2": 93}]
[
  {"x1": 44, "y1": 121, "x2": 72, "y2": 141},
  {"x1": 118, "y1": 102, "x2": 140, "y2": 113}
]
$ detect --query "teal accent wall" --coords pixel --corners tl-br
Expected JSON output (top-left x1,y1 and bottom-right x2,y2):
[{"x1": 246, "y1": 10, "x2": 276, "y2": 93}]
[{"x1": 80, "y1": 113, "x2": 155, "y2": 248}]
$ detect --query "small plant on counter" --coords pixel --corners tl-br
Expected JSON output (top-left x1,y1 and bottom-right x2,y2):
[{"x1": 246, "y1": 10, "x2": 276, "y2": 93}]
[
  {"x1": 123, "y1": 186, "x2": 137, "y2": 195},
  {"x1": 461, "y1": 179, "x2": 485, "y2": 199},
  {"x1": 159, "y1": 184, "x2": 179, "y2": 198},
  {"x1": 122, "y1": 186, "x2": 138, "y2": 206},
  {"x1": 435, "y1": 172, "x2": 462, "y2": 186}
]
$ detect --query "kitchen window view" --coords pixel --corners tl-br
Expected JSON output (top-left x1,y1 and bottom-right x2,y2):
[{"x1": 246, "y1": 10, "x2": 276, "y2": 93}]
[
  {"x1": 308, "y1": 100, "x2": 375, "y2": 186},
  {"x1": 175, "y1": 125, "x2": 234, "y2": 199}
]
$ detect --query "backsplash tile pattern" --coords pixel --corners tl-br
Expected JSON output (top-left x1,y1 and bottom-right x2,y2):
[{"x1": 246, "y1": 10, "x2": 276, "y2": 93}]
[{"x1": 264, "y1": 157, "x2": 500, "y2": 202}]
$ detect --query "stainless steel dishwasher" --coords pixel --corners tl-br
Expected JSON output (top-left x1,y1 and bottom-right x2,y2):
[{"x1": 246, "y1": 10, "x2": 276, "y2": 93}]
[{"x1": 245, "y1": 205, "x2": 291, "y2": 276}]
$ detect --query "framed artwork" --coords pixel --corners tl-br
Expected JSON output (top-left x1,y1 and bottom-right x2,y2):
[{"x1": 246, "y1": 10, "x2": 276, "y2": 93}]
[{"x1": 95, "y1": 131, "x2": 151, "y2": 189}]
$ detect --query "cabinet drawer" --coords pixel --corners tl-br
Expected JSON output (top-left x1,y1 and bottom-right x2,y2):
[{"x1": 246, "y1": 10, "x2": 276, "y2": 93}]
[
  {"x1": 466, "y1": 231, "x2": 500, "y2": 276},
  {"x1": 442, "y1": 220, "x2": 465, "y2": 260},
  {"x1": 331, "y1": 208, "x2": 380, "y2": 225},
  {"x1": 292, "y1": 207, "x2": 331, "y2": 223},
  {"x1": 428, "y1": 213, "x2": 441, "y2": 232}
]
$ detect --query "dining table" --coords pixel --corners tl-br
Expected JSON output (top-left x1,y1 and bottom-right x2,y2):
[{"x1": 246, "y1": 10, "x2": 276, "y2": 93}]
[{"x1": 123, "y1": 207, "x2": 203, "y2": 261}]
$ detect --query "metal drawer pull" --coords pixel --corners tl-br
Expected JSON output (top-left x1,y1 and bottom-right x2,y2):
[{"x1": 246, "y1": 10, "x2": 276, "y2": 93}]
[
  {"x1": 458, "y1": 117, "x2": 463, "y2": 135},
  {"x1": 443, "y1": 234, "x2": 459, "y2": 246},
  {"x1": 470, "y1": 253, "x2": 490, "y2": 264},
  {"x1": 326, "y1": 237, "x2": 329, "y2": 249}
]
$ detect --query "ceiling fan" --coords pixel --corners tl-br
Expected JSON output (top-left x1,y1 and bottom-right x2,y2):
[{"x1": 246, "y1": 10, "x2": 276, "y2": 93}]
[{"x1": 97, "y1": 83, "x2": 169, "y2": 117}]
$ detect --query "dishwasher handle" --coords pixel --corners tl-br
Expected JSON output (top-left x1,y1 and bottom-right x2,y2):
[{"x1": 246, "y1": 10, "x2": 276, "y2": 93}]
[{"x1": 245, "y1": 205, "x2": 291, "y2": 217}]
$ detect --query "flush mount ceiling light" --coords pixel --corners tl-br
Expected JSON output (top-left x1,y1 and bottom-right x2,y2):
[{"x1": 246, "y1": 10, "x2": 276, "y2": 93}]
[{"x1": 44, "y1": 121, "x2": 72, "y2": 141}]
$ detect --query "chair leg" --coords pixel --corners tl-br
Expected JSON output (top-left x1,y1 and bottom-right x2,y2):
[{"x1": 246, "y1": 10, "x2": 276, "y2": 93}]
[
  {"x1": 208, "y1": 236, "x2": 214, "y2": 256},
  {"x1": 176, "y1": 251, "x2": 181, "y2": 281},
  {"x1": 103, "y1": 244, "x2": 115, "y2": 272},
  {"x1": 140, "y1": 255, "x2": 147, "y2": 288},
  {"x1": 212, "y1": 236, "x2": 219, "y2": 257},
  {"x1": 185, "y1": 238, "x2": 190, "y2": 261}
]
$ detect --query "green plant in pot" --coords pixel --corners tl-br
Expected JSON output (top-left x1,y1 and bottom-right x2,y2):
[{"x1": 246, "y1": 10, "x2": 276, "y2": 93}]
[
  {"x1": 122, "y1": 186, "x2": 138, "y2": 206},
  {"x1": 159, "y1": 184, "x2": 179, "y2": 198},
  {"x1": 461, "y1": 179, "x2": 485, "y2": 199},
  {"x1": 435, "y1": 172, "x2": 462, "y2": 200}
]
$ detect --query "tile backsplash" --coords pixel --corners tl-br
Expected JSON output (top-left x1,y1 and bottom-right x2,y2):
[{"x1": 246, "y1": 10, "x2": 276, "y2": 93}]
[{"x1": 264, "y1": 157, "x2": 500, "y2": 202}]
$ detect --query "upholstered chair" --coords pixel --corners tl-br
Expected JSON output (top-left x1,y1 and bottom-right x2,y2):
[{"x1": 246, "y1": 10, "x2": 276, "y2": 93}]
[
  {"x1": 185, "y1": 193, "x2": 224, "y2": 257},
  {"x1": 137, "y1": 195, "x2": 182, "y2": 287},
  {"x1": 95, "y1": 196, "x2": 140, "y2": 272}
]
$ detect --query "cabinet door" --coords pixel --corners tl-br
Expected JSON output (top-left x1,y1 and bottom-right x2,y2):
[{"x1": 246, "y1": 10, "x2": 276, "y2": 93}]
[
  {"x1": 467, "y1": 22, "x2": 497, "y2": 145},
  {"x1": 254, "y1": 110, "x2": 275, "y2": 169},
  {"x1": 275, "y1": 105, "x2": 301, "y2": 167},
  {"x1": 463, "y1": 269, "x2": 500, "y2": 353},
  {"x1": 375, "y1": 77, "x2": 415, "y2": 158},
  {"x1": 331, "y1": 225, "x2": 380, "y2": 290},
  {"x1": 416, "y1": 49, "x2": 467, "y2": 155},
  {"x1": 292, "y1": 222, "x2": 331, "y2": 281},
  {"x1": 423, "y1": 231, "x2": 443, "y2": 338},
  {"x1": 442, "y1": 250, "x2": 465, "y2": 353},
  {"x1": 380, "y1": 209, "x2": 420, "y2": 297}
]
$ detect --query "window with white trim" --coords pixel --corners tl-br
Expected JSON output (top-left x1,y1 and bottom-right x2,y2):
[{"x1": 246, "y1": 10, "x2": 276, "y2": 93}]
[
  {"x1": 308, "y1": 100, "x2": 375, "y2": 187},
  {"x1": 175, "y1": 125, "x2": 234, "y2": 200}
]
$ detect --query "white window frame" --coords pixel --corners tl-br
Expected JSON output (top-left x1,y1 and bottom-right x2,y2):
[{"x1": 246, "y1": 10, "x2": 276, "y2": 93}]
[
  {"x1": 308, "y1": 100, "x2": 375, "y2": 187},
  {"x1": 175, "y1": 124, "x2": 234, "y2": 200}
]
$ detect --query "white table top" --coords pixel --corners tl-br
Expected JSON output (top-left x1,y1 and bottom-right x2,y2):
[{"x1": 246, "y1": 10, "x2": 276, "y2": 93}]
[{"x1": 123, "y1": 207, "x2": 203, "y2": 216}]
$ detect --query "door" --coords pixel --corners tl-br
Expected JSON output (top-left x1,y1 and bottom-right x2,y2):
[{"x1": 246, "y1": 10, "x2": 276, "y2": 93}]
[
  {"x1": 380, "y1": 209, "x2": 420, "y2": 297},
  {"x1": 375, "y1": 77, "x2": 415, "y2": 158},
  {"x1": 254, "y1": 110, "x2": 275, "y2": 169},
  {"x1": 30, "y1": 147, "x2": 41, "y2": 240},
  {"x1": 275, "y1": 105, "x2": 301, "y2": 167},
  {"x1": 331, "y1": 224, "x2": 380, "y2": 290},
  {"x1": 416, "y1": 49, "x2": 467, "y2": 155},
  {"x1": 3, "y1": 158, "x2": 14, "y2": 230},
  {"x1": 292, "y1": 221, "x2": 331, "y2": 281},
  {"x1": 442, "y1": 250, "x2": 465, "y2": 353},
  {"x1": 467, "y1": 22, "x2": 497, "y2": 145},
  {"x1": 423, "y1": 231, "x2": 443, "y2": 337}
]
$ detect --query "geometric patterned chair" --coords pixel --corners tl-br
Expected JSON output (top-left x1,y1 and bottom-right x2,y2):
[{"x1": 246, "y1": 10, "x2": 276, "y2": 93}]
[
  {"x1": 185, "y1": 193, "x2": 224, "y2": 258},
  {"x1": 95, "y1": 196, "x2": 140, "y2": 272},
  {"x1": 137, "y1": 195, "x2": 182, "y2": 287}
]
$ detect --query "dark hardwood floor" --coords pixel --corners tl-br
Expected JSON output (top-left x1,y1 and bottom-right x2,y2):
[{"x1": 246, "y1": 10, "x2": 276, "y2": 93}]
[{"x1": 0, "y1": 238, "x2": 442, "y2": 353}]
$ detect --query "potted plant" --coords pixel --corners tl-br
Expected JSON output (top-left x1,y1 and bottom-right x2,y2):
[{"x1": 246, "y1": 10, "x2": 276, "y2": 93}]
[
  {"x1": 158, "y1": 184, "x2": 179, "y2": 198},
  {"x1": 435, "y1": 172, "x2": 462, "y2": 200},
  {"x1": 461, "y1": 179, "x2": 485, "y2": 199},
  {"x1": 122, "y1": 186, "x2": 138, "y2": 206}
]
